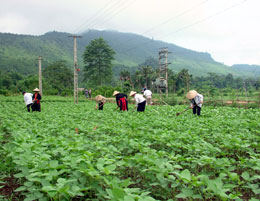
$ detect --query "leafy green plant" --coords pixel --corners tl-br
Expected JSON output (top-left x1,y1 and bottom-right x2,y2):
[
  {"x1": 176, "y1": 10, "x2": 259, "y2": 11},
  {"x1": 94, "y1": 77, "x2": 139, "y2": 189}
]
[{"x1": 0, "y1": 96, "x2": 259, "y2": 200}]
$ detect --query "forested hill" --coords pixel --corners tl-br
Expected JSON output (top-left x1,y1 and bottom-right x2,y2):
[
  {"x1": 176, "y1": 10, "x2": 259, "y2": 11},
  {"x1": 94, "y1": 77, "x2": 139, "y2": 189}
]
[
  {"x1": 0, "y1": 30, "x2": 258, "y2": 77},
  {"x1": 231, "y1": 64, "x2": 260, "y2": 76}
]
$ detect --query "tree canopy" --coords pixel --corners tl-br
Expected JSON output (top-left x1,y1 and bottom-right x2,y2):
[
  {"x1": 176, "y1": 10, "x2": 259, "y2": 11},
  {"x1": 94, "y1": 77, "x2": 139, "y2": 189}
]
[{"x1": 83, "y1": 38, "x2": 115, "y2": 86}]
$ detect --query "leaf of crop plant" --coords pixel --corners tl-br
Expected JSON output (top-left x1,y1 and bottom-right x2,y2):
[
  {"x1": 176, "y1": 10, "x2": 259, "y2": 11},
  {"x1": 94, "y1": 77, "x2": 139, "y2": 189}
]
[
  {"x1": 24, "y1": 194, "x2": 39, "y2": 201},
  {"x1": 49, "y1": 160, "x2": 59, "y2": 169},
  {"x1": 180, "y1": 169, "x2": 191, "y2": 182},
  {"x1": 14, "y1": 186, "x2": 27, "y2": 192},
  {"x1": 241, "y1": 171, "x2": 250, "y2": 181},
  {"x1": 112, "y1": 188, "x2": 125, "y2": 199},
  {"x1": 252, "y1": 188, "x2": 260, "y2": 195},
  {"x1": 124, "y1": 195, "x2": 135, "y2": 201}
]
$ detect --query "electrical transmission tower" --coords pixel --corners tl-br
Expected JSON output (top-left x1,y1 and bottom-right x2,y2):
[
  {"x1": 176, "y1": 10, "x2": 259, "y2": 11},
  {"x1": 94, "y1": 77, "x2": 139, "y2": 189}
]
[
  {"x1": 38, "y1": 56, "x2": 43, "y2": 96},
  {"x1": 69, "y1": 35, "x2": 82, "y2": 104},
  {"x1": 158, "y1": 47, "x2": 171, "y2": 97}
]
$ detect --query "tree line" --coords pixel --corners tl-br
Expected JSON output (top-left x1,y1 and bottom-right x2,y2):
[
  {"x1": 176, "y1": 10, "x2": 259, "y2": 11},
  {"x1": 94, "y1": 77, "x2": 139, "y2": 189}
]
[{"x1": 0, "y1": 37, "x2": 259, "y2": 96}]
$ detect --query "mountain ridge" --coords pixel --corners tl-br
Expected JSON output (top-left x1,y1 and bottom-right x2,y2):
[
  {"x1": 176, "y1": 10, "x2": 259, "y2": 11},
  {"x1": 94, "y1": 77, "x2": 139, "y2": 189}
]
[{"x1": 0, "y1": 30, "x2": 259, "y2": 77}]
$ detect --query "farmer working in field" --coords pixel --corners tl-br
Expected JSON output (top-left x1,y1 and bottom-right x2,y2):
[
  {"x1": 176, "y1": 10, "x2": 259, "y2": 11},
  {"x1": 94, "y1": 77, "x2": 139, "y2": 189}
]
[
  {"x1": 186, "y1": 90, "x2": 203, "y2": 116},
  {"x1": 95, "y1": 95, "x2": 106, "y2": 110},
  {"x1": 130, "y1": 91, "x2": 146, "y2": 112},
  {"x1": 143, "y1": 88, "x2": 152, "y2": 105},
  {"x1": 113, "y1": 91, "x2": 128, "y2": 111},
  {"x1": 32, "y1": 88, "x2": 41, "y2": 112},
  {"x1": 22, "y1": 91, "x2": 33, "y2": 112}
]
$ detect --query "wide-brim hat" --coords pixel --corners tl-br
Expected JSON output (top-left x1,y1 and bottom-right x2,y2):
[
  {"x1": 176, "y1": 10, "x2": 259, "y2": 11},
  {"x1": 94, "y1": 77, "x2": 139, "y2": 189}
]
[
  {"x1": 186, "y1": 90, "x2": 198, "y2": 99},
  {"x1": 33, "y1": 88, "x2": 40, "y2": 92},
  {"x1": 95, "y1": 95, "x2": 106, "y2": 102},
  {"x1": 113, "y1": 91, "x2": 120, "y2": 96},
  {"x1": 129, "y1": 91, "x2": 137, "y2": 96}
]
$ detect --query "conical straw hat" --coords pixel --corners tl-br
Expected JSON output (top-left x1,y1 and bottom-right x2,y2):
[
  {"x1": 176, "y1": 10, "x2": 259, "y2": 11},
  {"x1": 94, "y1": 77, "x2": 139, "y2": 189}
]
[
  {"x1": 33, "y1": 88, "x2": 40, "y2": 92},
  {"x1": 129, "y1": 91, "x2": 137, "y2": 96},
  {"x1": 95, "y1": 95, "x2": 106, "y2": 102},
  {"x1": 113, "y1": 91, "x2": 120, "y2": 96},
  {"x1": 186, "y1": 90, "x2": 198, "y2": 99}
]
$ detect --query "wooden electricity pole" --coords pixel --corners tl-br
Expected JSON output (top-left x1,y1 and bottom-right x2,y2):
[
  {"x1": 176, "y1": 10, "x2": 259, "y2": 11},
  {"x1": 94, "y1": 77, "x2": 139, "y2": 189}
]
[
  {"x1": 159, "y1": 47, "x2": 171, "y2": 97},
  {"x1": 38, "y1": 56, "x2": 43, "y2": 96},
  {"x1": 69, "y1": 35, "x2": 82, "y2": 104}
]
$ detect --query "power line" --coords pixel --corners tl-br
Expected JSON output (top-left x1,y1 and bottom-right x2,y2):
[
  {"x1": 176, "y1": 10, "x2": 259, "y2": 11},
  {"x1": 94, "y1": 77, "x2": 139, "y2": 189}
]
[
  {"x1": 90, "y1": 0, "x2": 138, "y2": 30},
  {"x1": 76, "y1": 0, "x2": 131, "y2": 34},
  {"x1": 81, "y1": 0, "x2": 125, "y2": 32},
  {"x1": 73, "y1": 0, "x2": 123, "y2": 34},
  {"x1": 72, "y1": 0, "x2": 114, "y2": 34},
  {"x1": 115, "y1": 0, "x2": 210, "y2": 49},
  {"x1": 143, "y1": 0, "x2": 209, "y2": 35},
  {"x1": 161, "y1": 0, "x2": 250, "y2": 38},
  {"x1": 122, "y1": 0, "x2": 250, "y2": 53}
]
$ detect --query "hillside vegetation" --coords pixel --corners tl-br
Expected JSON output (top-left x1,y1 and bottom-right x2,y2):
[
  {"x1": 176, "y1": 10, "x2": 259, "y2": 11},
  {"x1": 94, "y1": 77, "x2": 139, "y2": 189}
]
[{"x1": 0, "y1": 30, "x2": 259, "y2": 77}]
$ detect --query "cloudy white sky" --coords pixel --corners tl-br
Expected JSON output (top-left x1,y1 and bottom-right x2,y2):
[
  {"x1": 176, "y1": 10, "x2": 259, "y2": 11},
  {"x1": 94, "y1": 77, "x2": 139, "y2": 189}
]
[{"x1": 0, "y1": 0, "x2": 259, "y2": 66}]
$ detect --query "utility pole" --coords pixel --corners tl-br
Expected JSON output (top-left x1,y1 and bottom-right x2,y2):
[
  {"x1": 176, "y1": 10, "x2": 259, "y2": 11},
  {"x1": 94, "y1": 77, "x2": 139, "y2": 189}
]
[
  {"x1": 158, "y1": 47, "x2": 171, "y2": 97},
  {"x1": 243, "y1": 81, "x2": 248, "y2": 99},
  {"x1": 38, "y1": 56, "x2": 43, "y2": 96},
  {"x1": 69, "y1": 35, "x2": 82, "y2": 104}
]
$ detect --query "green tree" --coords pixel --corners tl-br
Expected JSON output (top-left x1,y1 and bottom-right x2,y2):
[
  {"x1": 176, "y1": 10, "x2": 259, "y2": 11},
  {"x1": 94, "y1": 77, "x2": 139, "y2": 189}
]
[
  {"x1": 119, "y1": 70, "x2": 131, "y2": 81},
  {"x1": 176, "y1": 69, "x2": 192, "y2": 92},
  {"x1": 43, "y1": 61, "x2": 73, "y2": 95},
  {"x1": 83, "y1": 38, "x2": 115, "y2": 86},
  {"x1": 168, "y1": 69, "x2": 177, "y2": 93}
]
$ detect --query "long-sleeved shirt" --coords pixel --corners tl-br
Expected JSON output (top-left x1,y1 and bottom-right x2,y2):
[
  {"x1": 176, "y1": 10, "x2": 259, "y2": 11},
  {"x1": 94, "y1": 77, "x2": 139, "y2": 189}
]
[
  {"x1": 32, "y1": 93, "x2": 42, "y2": 104},
  {"x1": 134, "y1": 94, "x2": 146, "y2": 106},
  {"x1": 144, "y1": 89, "x2": 152, "y2": 97},
  {"x1": 24, "y1": 93, "x2": 33, "y2": 105},
  {"x1": 190, "y1": 93, "x2": 203, "y2": 108},
  {"x1": 115, "y1": 93, "x2": 128, "y2": 106}
]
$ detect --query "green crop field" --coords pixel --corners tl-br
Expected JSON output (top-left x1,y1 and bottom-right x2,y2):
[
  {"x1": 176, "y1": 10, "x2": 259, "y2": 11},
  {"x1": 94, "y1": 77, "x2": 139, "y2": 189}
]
[{"x1": 0, "y1": 96, "x2": 259, "y2": 201}]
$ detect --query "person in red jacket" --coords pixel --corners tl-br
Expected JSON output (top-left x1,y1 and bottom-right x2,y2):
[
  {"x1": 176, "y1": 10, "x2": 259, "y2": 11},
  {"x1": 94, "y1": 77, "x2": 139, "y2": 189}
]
[
  {"x1": 32, "y1": 88, "x2": 41, "y2": 112},
  {"x1": 113, "y1": 91, "x2": 128, "y2": 111}
]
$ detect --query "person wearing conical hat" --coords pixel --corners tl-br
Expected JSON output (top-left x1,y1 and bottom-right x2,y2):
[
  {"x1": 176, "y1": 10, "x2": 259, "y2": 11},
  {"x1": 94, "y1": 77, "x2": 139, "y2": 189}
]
[
  {"x1": 113, "y1": 91, "x2": 128, "y2": 111},
  {"x1": 32, "y1": 88, "x2": 41, "y2": 112},
  {"x1": 130, "y1": 91, "x2": 146, "y2": 112},
  {"x1": 186, "y1": 90, "x2": 203, "y2": 116},
  {"x1": 95, "y1": 95, "x2": 106, "y2": 110}
]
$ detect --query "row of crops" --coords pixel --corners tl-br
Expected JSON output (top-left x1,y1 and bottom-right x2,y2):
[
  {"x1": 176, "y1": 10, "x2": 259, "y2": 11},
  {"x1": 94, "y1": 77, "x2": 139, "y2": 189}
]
[{"x1": 0, "y1": 96, "x2": 259, "y2": 200}]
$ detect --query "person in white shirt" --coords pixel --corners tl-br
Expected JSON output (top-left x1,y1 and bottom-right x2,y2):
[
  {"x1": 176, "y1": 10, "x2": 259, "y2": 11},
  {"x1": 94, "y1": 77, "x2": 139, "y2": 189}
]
[
  {"x1": 130, "y1": 91, "x2": 146, "y2": 112},
  {"x1": 143, "y1": 88, "x2": 152, "y2": 105},
  {"x1": 186, "y1": 90, "x2": 203, "y2": 116},
  {"x1": 22, "y1": 91, "x2": 33, "y2": 112}
]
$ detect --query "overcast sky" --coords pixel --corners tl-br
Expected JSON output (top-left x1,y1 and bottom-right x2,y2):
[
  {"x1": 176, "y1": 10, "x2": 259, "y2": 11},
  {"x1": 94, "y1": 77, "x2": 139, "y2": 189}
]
[{"x1": 0, "y1": 0, "x2": 259, "y2": 66}]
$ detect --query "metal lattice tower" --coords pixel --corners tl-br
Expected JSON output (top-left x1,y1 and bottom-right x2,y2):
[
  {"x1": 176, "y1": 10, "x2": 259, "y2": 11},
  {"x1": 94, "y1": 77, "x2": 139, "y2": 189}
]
[{"x1": 158, "y1": 47, "x2": 171, "y2": 97}]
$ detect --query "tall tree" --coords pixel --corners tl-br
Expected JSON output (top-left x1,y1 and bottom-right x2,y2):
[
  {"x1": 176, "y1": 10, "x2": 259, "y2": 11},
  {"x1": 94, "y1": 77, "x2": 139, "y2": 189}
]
[
  {"x1": 119, "y1": 70, "x2": 131, "y2": 81},
  {"x1": 168, "y1": 69, "x2": 177, "y2": 93},
  {"x1": 83, "y1": 38, "x2": 115, "y2": 86},
  {"x1": 176, "y1": 69, "x2": 192, "y2": 92}
]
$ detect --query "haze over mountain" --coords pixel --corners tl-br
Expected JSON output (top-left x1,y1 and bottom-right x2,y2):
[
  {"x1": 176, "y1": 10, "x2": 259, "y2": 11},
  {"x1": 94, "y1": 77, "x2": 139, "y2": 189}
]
[{"x1": 0, "y1": 30, "x2": 259, "y2": 77}]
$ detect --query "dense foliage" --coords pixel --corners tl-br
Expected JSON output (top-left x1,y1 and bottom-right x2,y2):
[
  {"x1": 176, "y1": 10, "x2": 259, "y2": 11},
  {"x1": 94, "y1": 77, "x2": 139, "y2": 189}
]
[
  {"x1": 83, "y1": 38, "x2": 115, "y2": 86},
  {"x1": 0, "y1": 96, "x2": 259, "y2": 200},
  {"x1": 43, "y1": 61, "x2": 73, "y2": 95}
]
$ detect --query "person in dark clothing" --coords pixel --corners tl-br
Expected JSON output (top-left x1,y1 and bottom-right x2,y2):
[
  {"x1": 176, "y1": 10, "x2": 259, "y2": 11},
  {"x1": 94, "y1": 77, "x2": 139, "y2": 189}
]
[
  {"x1": 113, "y1": 91, "x2": 128, "y2": 111},
  {"x1": 32, "y1": 88, "x2": 41, "y2": 112},
  {"x1": 95, "y1": 95, "x2": 106, "y2": 110}
]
